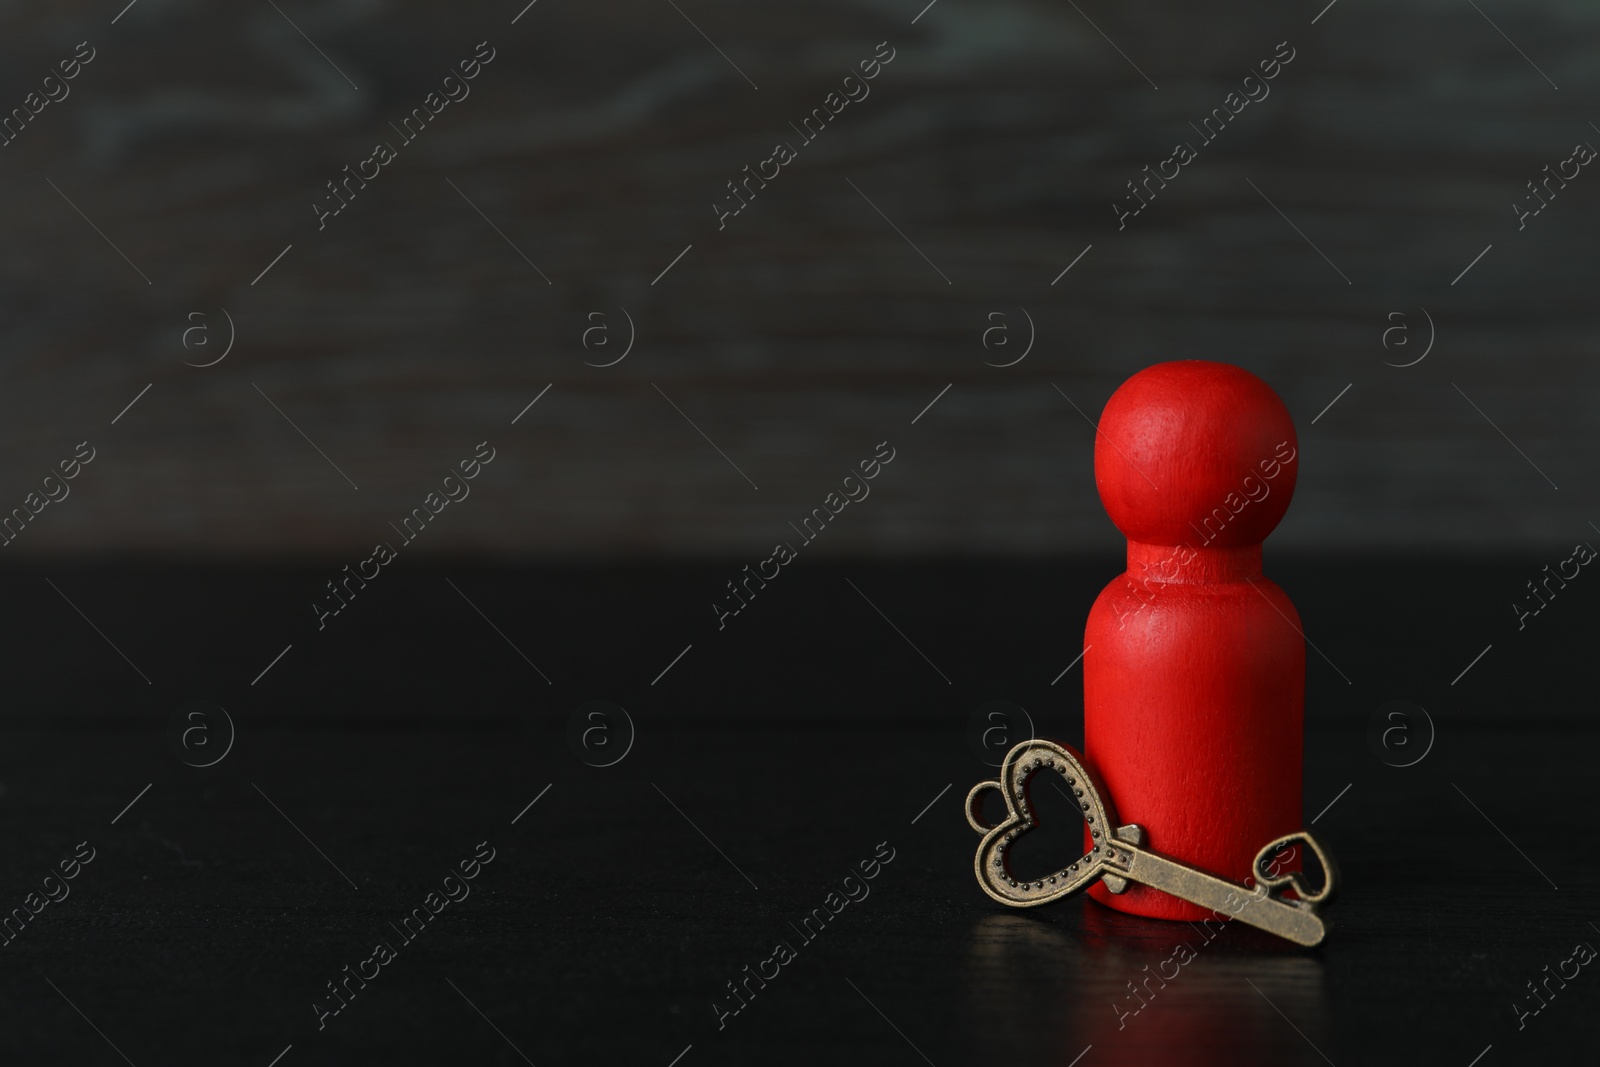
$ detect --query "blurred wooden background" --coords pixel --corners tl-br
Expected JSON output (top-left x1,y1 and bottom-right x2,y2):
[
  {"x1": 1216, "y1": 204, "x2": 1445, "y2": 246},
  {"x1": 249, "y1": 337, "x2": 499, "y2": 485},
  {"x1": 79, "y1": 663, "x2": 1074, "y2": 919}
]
[{"x1": 0, "y1": 0, "x2": 1595, "y2": 555}]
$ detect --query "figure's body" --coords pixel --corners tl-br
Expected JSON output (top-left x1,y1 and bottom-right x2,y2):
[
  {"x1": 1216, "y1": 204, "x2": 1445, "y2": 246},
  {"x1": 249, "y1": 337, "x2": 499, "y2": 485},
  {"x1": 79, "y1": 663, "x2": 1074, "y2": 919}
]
[{"x1": 1083, "y1": 361, "x2": 1304, "y2": 921}]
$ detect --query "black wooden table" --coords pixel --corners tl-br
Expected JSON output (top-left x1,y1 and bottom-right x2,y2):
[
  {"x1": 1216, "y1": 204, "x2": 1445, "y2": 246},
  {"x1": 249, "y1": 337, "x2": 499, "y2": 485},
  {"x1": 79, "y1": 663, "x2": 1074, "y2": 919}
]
[{"x1": 0, "y1": 559, "x2": 1592, "y2": 1064}]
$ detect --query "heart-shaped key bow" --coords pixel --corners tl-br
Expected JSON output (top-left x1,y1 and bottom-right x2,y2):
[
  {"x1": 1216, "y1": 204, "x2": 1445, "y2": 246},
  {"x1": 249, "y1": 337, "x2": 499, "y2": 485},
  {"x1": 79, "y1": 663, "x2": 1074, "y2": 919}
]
[{"x1": 966, "y1": 738, "x2": 1339, "y2": 946}]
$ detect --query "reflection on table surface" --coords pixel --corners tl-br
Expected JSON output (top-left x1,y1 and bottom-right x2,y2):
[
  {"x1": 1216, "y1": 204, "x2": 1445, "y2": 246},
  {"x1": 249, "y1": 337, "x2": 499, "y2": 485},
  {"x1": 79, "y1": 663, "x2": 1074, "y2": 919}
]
[{"x1": 966, "y1": 906, "x2": 1330, "y2": 1066}]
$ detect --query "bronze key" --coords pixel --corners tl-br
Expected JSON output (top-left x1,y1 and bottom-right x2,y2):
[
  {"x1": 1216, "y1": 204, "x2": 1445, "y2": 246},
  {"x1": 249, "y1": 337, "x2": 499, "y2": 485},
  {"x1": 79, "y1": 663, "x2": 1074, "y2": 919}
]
[{"x1": 966, "y1": 738, "x2": 1339, "y2": 947}]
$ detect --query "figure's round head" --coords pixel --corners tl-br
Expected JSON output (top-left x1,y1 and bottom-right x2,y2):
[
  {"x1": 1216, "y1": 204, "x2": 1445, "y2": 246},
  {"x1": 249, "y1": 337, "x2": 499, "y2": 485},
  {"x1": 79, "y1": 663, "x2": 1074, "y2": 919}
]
[{"x1": 1094, "y1": 361, "x2": 1298, "y2": 548}]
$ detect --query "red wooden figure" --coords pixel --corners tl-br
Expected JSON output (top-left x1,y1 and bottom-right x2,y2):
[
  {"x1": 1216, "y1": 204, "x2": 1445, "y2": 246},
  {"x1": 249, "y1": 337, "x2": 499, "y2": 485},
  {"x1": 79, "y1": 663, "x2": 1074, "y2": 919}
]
[{"x1": 1084, "y1": 360, "x2": 1304, "y2": 921}]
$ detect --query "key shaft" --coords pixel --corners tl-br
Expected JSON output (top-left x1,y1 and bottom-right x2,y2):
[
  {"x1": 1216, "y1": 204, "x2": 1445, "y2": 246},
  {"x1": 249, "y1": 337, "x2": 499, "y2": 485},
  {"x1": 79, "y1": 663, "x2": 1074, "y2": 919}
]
[{"x1": 1110, "y1": 845, "x2": 1327, "y2": 947}]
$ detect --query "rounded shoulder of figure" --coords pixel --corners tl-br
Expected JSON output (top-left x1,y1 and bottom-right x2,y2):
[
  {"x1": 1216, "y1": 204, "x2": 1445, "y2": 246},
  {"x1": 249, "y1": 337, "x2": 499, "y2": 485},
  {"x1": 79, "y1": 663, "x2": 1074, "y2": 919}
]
[{"x1": 1085, "y1": 571, "x2": 1302, "y2": 640}]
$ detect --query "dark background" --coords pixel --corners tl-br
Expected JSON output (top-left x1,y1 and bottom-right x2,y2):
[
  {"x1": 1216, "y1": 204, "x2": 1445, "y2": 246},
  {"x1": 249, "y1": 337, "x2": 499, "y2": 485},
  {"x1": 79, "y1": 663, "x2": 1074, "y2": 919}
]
[
  {"x1": 0, "y1": 1, "x2": 1596, "y2": 1064},
  {"x1": 0, "y1": 0, "x2": 1595, "y2": 554}
]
